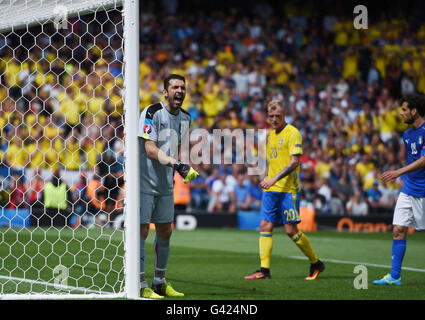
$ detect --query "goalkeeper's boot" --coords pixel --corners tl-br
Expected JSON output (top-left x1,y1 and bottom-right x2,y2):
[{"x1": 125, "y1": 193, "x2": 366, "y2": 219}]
[
  {"x1": 373, "y1": 274, "x2": 401, "y2": 286},
  {"x1": 244, "y1": 268, "x2": 271, "y2": 279},
  {"x1": 305, "y1": 260, "x2": 325, "y2": 280},
  {"x1": 140, "y1": 287, "x2": 164, "y2": 299},
  {"x1": 152, "y1": 282, "x2": 185, "y2": 297}
]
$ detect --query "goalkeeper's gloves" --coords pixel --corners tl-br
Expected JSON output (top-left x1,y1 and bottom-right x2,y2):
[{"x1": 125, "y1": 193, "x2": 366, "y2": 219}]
[{"x1": 173, "y1": 160, "x2": 199, "y2": 184}]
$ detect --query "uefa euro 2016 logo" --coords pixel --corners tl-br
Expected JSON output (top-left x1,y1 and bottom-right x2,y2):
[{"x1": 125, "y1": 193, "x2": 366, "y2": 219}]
[{"x1": 143, "y1": 124, "x2": 152, "y2": 134}]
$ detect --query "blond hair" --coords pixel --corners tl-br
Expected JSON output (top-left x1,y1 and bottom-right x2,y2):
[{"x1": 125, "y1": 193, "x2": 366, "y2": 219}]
[{"x1": 267, "y1": 100, "x2": 284, "y2": 113}]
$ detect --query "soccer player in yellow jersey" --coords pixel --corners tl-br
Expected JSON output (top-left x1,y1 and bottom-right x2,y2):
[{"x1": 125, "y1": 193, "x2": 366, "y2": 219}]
[{"x1": 244, "y1": 100, "x2": 325, "y2": 280}]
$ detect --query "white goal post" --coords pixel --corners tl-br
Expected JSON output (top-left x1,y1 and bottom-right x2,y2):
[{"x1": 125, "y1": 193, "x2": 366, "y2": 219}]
[{"x1": 0, "y1": 0, "x2": 140, "y2": 299}]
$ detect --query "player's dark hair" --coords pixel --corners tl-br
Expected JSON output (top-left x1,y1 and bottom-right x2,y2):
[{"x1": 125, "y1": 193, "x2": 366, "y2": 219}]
[
  {"x1": 163, "y1": 74, "x2": 185, "y2": 91},
  {"x1": 400, "y1": 93, "x2": 425, "y2": 117}
]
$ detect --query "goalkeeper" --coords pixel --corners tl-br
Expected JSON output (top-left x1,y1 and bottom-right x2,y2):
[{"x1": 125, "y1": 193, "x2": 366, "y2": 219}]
[{"x1": 137, "y1": 74, "x2": 198, "y2": 299}]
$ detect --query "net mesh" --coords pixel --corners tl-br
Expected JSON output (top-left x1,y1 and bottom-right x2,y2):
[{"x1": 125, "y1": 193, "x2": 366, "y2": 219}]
[{"x1": 0, "y1": 1, "x2": 126, "y2": 296}]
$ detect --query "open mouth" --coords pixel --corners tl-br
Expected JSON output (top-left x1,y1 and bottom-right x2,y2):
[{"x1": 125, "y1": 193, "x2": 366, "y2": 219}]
[{"x1": 173, "y1": 95, "x2": 183, "y2": 105}]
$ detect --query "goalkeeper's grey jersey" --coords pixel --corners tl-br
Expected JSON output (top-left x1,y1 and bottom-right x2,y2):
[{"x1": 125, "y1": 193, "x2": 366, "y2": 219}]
[{"x1": 137, "y1": 102, "x2": 191, "y2": 195}]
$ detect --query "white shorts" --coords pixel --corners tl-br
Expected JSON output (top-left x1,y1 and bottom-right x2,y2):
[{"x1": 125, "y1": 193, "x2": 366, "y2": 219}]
[{"x1": 393, "y1": 192, "x2": 425, "y2": 230}]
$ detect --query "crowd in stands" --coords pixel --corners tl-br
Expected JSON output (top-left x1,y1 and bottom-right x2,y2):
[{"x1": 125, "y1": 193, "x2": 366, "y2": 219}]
[
  {"x1": 0, "y1": 8, "x2": 125, "y2": 225},
  {"x1": 1, "y1": 1, "x2": 425, "y2": 223}
]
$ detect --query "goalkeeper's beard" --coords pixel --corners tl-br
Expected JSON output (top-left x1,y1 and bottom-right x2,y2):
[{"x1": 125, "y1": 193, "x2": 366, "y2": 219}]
[{"x1": 168, "y1": 94, "x2": 184, "y2": 111}]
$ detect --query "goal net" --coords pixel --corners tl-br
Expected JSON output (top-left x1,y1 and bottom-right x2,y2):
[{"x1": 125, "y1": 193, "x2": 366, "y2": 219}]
[{"x1": 0, "y1": 0, "x2": 140, "y2": 299}]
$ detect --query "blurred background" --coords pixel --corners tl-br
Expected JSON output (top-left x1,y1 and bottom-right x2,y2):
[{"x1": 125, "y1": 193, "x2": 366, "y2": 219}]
[{"x1": 1, "y1": 0, "x2": 425, "y2": 230}]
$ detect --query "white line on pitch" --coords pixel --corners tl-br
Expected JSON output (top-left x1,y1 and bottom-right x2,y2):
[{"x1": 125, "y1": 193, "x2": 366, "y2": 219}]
[
  {"x1": 289, "y1": 256, "x2": 425, "y2": 273},
  {"x1": 0, "y1": 275, "x2": 113, "y2": 294}
]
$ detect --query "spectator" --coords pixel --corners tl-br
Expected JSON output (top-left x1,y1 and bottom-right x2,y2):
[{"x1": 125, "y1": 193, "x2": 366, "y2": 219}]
[
  {"x1": 101, "y1": 172, "x2": 125, "y2": 226},
  {"x1": 7, "y1": 173, "x2": 27, "y2": 210},
  {"x1": 333, "y1": 173, "x2": 354, "y2": 204},
  {"x1": 355, "y1": 153, "x2": 375, "y2": 183},
  {"x1": 72, "y1": 172, "x2": 93, "y2": 226},
  {"x1": 174, "y1": 171, "x2": 191, "y2": 212},
  {"x1": 206, "y1": 166, "x2": 219, "y2": 195},
  {"x1": 26, "y1": 170, "x2": 44, "y2": 208},
  {"x1": 189, "y1": 164, "x2": 209, "y2": 211},
  {"x1": 61, "y1": 134, "x2": 82, "y2": 171},
  {"x1": 57, "y1": 87, "x2": 84, "y2": 137},
  {"x1": 233, "y1": 173, "x2": 254, "y2": 211},
  {"x1": 366, "y1": 180, "x2": 384, "y2": 213},
  {"x1": 346, "y1": 191, "x2": 369, "y2": 216},
  {"x1": 40, "y1": 169, "x2": 73, "y2": 226},
  {"x1": 378, "y1": 181, "x2": 398, "y2": 211},
  {"x1": 367, "y1": 60, "x2": 381, "y2": 86},
  {"x1": 300, "y1": 176, "x2": 319, "y2": 207},
  {"x1": 209, "y1": 170, "x2": 236, "y2": 213},
  {"x1": 248, "y1": 174, "x2": 262, "y2": 210},
  {"x1": 86, "y1": 171, "x2": 105, "y2": 227},
  {"x1": 316, "y1": 175, "x2": 332, "y2": 214},
  {"x1": 330, "y1": 191, "x2": 345, "y2": 216}
]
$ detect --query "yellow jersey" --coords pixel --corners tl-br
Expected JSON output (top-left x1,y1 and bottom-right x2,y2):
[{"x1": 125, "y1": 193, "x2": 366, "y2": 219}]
[{"x1": 266, "y1": 124, "x2": 303, "y2": 193}]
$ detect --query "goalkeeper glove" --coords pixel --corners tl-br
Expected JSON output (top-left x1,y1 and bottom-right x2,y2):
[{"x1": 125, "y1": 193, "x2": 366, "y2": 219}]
[{"x1": 173, "y1": 161, "x2": 199, "y2": 184}]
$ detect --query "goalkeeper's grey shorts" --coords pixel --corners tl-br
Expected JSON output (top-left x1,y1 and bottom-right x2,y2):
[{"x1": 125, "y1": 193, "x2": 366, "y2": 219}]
[{"x1": 140, "y1": 192, "x2": 174, "y2": 224}]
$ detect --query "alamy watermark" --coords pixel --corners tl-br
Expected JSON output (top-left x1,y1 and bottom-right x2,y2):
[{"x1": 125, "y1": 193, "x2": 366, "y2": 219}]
[
  {"x1": 353, "y1": 5, "x2": 368, "y2": 30},
  {"x1": 53, "y1": 4, "x2": 69, "y2": 30},
  {"x1": 153, "y1": 124, "x2": 268, "y2": 176},
  {"x1": 53, "y1": 265, "x2": 69, "y2": 289},
  {"x1": 353, "y1": 265, "x2": 368, "y2": 289}
]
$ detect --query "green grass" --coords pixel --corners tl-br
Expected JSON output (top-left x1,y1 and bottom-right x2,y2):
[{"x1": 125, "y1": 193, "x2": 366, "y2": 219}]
[
  {"x1": 161, "y1": 229, "x2": 425, "y2": 300},
  {"x1": 0, "y1": 227, "x2": 125, "y2": 295},
  {"x1": 1, "y1": 227, "x2": 425, "y2": 299}
]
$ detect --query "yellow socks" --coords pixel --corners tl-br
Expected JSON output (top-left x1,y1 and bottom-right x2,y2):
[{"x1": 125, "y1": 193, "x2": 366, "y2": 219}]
[
  {"x1": 259, "y1": 232, "x2": 273, "y2": 269},
  {"x1": 259, "y1": 230, "x2": 318, "y2": 271},
  {"x1": 291, "y1": 231, "x2": 318, "y2": 264}
]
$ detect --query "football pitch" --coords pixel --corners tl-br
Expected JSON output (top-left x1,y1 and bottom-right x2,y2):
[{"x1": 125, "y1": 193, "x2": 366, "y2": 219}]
[{"x1": 1, "y1": 227, "x2": 424, "y2": 300}]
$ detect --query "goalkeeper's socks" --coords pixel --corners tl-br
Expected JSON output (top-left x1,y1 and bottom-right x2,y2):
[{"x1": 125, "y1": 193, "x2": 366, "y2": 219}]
[
  {"x1": 390, "y1": 239, "x2": 406, "y2": 279},
  {"x1": 259, "y1": 232, "x2": 273, "y2": 270},
  {"x1": 140, "y1": 237, "x2": 147, "y2": 289},
  {"x1": 140, "y1": 272, "x2": 148, "y2": 290},
  {"x1": 153, "y1": 266, "x2": 166, "y2": 285},
  {"x1": 154, "y1": 236, "x2": 170, "y2": 270},
  {"x1": 140, "y1": 236, "x2": 146, "y2": 274},
  {"x1": 153, "y1": 273, "x2": 166, "y2": 286},
  {"x1": 292, "y1": 231, "x2": 318, "y2": 264}
]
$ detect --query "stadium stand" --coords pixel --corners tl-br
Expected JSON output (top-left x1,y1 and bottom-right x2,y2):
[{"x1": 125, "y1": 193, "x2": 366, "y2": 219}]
[{"x1": 1, "y1": 0, "x2": 425, "y2": 226}]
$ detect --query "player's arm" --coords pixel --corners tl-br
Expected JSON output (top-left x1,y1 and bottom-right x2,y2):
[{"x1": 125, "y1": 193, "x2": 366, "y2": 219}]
[
  {"x1": 260, "y1": 154, "x2": 300, "y2": 189},
  {"x1": 381, "y1": 155, "x2": 425, "y2": 183},
  {"x1": 143, "y1": 138, "x2": 199, "y2": 183},
  {"x1": 143, "y1": 138, "x2": 176, "y2": 167}
]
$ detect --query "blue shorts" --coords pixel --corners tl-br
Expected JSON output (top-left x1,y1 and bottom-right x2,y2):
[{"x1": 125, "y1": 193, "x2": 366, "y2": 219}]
[{"x1": 260, "y1": 191, "x2": 301, "y2": 224}]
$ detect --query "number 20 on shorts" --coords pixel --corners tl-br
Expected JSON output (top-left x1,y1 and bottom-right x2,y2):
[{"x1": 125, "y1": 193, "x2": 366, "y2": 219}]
[{"x1": 284, "y1": 209, "x2": 299, "y2": 222}]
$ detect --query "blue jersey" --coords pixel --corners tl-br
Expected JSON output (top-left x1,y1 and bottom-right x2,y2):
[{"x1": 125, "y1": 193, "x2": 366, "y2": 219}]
[{"x1": 401, "y1": 123, "x2": 425, "y2": 197}]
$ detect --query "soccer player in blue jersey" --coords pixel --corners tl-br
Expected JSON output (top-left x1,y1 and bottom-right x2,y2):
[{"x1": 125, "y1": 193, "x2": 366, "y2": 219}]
[{"x1": 374, "y1": 93, "x2": 425, "y2": 286}]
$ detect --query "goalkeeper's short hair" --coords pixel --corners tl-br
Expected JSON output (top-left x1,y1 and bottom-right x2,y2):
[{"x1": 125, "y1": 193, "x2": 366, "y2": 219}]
[{"x1": 164, "y1": 74, "x2": 186, "y2": 90}]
